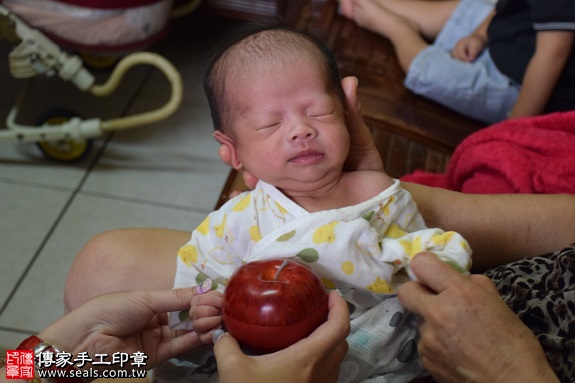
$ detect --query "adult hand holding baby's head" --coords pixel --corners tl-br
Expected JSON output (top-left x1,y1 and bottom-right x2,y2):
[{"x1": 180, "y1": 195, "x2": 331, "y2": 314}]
[{"x1": 341, "y1": 76, "x2": 385, "y2": 173}]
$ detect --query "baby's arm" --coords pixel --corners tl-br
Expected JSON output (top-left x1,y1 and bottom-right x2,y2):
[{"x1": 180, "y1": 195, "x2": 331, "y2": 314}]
[
  {"x1": 510, "y1": 30, "x2": 575, "y2": 118},
  {"x1": 189, "y1": 288, "x2": 224, "y2": 344},
  {"x1": 171, "y1": 192, "x2": 255, "y2": 332}
]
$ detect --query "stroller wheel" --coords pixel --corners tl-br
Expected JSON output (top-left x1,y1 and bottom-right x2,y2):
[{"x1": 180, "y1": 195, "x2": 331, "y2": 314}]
[
  {"x1": 79, "y1": 52, "x2": 120, "y2": 70},
  {"x1": 36, "y1": 110, "x2": 94, "y2": 162}
]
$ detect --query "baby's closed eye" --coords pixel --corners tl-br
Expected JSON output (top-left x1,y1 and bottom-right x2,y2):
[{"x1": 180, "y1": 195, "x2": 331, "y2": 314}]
[
  {"x1": 253, "y1": 121, "x2": 281, "y2": 133},
  {"x1": 309, "y1": 110, "x2": 335, "y2": 118}
]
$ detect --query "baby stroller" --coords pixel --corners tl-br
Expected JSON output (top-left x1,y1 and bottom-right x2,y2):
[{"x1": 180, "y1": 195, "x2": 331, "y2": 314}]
[{"x1": 0, "y1": 0, "x2": 201, "y2": 161}]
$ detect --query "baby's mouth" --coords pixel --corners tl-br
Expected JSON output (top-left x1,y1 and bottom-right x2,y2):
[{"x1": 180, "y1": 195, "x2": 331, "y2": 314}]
[{"x1": 289, "y1": 150, "x2": 325, "y2": 165}]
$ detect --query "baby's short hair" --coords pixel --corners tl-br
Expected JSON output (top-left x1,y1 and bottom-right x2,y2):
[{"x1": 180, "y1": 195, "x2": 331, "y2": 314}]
[{"x1": 204, "y1": 18, "x2": 345, "y2": 132}]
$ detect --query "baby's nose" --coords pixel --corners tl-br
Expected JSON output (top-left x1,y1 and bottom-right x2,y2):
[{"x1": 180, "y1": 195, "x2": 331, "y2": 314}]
[{"x1": 289, "y1": 122, "x2": 317, "y2": 141}]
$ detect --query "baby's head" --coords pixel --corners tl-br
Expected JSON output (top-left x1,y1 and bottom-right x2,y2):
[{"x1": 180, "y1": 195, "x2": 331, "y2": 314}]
[
  {"x1": 204, "y1": 20, "x2": 346, "y2": 135},
  {"x1": 205, "y1": 20, "x2": 351, "y2": 193}
]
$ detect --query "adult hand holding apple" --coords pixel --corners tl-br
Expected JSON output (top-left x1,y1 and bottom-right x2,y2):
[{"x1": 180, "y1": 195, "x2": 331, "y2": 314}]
[{"x1": 222, "y1": 259, "x2": 329, "y2": 354}]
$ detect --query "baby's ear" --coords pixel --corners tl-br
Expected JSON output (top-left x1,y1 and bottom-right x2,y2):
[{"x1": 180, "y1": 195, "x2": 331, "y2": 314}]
[{"x1": 214, "y1": 130, "x2": 242, "y2": 170}]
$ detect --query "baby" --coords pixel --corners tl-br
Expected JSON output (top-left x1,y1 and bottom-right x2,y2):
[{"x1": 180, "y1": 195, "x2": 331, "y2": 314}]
[{"x1": 159, "y1": 21, "x2": 471, "y2": 383}]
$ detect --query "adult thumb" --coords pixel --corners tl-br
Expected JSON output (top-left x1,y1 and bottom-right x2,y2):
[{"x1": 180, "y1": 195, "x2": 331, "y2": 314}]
[
  {"x1": 342, "y1": 76, "x2": 360, "y2": 116},
  {"x1": 213, "y1": 331, "x2": 243, "y2": 358}
]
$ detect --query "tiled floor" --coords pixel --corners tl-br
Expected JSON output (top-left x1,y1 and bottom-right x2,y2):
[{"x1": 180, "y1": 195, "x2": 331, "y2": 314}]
[{"x1": 0, "y1": 13, "x2": 234, "y2": 349}]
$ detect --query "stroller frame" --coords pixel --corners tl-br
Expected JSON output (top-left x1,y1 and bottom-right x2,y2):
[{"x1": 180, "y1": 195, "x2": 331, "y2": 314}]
[{"x1": 0, "y1": 4, "x2": 183, "y2": 161}]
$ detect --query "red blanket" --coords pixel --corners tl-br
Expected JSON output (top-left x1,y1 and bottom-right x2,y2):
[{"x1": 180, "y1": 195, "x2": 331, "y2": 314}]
[{"x1": 401, "y1": 111, "x2": 575, "y2": 194}]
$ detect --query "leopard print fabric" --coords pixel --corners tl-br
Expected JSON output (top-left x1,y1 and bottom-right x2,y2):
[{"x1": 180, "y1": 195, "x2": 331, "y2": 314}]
[{"x1": 484, "y1": 243, "x2": 575, "y2": 382}]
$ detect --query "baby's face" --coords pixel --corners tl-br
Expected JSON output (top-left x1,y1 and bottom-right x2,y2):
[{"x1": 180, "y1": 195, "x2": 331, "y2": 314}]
[{"x1": 225, "y1": 55, "x2": 350, "y2": 195}]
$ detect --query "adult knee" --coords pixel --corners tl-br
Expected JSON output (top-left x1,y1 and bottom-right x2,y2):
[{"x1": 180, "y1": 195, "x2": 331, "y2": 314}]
[
  {"x1": 64, "y1": 227, "x2": 182, "y2": 312},
  {"x1": 64, "y1": 229, "x2": 131, "y2": 312}
]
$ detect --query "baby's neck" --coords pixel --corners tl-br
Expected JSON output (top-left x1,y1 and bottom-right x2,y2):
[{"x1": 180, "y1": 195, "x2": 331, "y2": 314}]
[
  {"x1": 289, "y1": 185, "x2": 348, "y2": 213},
  {"x1": 283, "y1": 170, "x2": 393, "y2": 212}
]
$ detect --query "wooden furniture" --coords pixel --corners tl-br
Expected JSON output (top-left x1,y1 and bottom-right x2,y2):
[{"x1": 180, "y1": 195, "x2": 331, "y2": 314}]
[{"x1": 213, "y1": 0, "x2": 486, "y2": 207}]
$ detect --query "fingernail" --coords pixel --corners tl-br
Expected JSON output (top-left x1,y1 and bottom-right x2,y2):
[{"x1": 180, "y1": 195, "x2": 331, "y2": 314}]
[
  {"x1": 196, "y1": 279, "x2": 213, "y2": 294},
  {"x1": 212, "y1": 329, "x2": 225, "y2": 343}
]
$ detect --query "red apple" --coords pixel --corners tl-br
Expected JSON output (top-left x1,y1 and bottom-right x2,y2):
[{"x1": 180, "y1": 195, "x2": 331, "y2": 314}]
[{"x1": 222, "y1": 259, "x2": 329, "y2": 354}]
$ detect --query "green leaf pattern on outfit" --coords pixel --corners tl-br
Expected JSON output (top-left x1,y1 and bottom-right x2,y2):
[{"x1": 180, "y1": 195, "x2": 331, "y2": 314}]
[
  {"x1": 296, "y1": 248, "x2": 320, "y2": 263},
  {"x1": 362, "y1": 210, "x2": 375, "y2": 221},
  {"x1": 276, "y1": 230, "x2": 296, "y2": 242}
]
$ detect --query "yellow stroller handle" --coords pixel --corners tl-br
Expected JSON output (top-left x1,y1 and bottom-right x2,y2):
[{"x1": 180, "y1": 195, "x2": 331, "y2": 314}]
[{"x1": 91, "y1": 51, "x2": 183, "y2": 131}]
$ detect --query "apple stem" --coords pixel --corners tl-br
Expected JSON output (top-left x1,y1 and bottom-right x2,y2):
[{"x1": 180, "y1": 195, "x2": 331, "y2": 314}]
[{"x1": 274, "y1": 259, "x2": 289, "y2": 281}]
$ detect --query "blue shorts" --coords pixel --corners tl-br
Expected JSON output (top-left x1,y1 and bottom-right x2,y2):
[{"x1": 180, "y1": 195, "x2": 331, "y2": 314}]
[{"x1": 404, "y1": 0, "x2": 520, "y2": 123}]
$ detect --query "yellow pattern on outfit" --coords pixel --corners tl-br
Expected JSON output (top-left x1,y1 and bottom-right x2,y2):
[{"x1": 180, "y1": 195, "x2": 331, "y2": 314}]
[
  {"x1": 400, "y1": 235, "x2": 423, "y2": 258},
  {"x1": 232, "y1": 193, "x2": 251, "y2": 212},
  {"x1": 249, "y1": 225, "x2": 261, "y2": 242},
  {"x1": 385, "y1": 223, "x2": 408, "y2": 239},
  {"x1": 196, "y1": 216, "x2": 210, "y2": 235},
  {"x1": 341, "y1": 261, "x2": 355, "y2": 275},
  {"x1": 275, "y1": 202, "x2": 288, "y2": 215},
  {"x1": 312, "y1": 221, "x2": 339, "y2": 244},
  {"x1": 214, "y1": 214, "x2": 227, "y2": 238},
  {"x1": 367, "y1": 276, "x2": 394, "y2": 294},
  {"x1": 431, "y1": 231, "x2": 455, "y2": 247},
  {"x1": 178, "y1": 244, "x2": 198, "y2": 267}
]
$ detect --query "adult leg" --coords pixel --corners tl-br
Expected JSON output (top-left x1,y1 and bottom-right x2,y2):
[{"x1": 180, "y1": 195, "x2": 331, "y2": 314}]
[
  {"x1": 64, "y1": 228, "x2": 190, "y2": 312},
  {"x1": 484, "y1": 244, "x2": 575, "y2": 382}
]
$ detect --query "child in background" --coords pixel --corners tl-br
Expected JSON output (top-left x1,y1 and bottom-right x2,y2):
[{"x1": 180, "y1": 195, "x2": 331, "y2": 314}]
[
  {"x1": 339, "y1": 0, "x2": 575, "y2": 123},
  {"x1": 160, "y1": 21, "x2": 471, "y2": 383}
]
